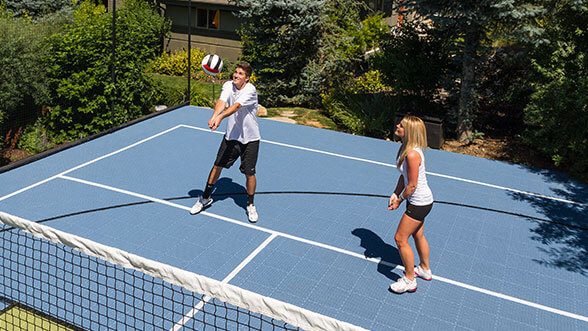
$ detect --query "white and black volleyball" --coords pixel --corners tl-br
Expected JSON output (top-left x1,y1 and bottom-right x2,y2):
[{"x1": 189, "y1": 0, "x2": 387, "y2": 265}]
[{"x1": 201, "y1": 54, "x2": 223, "y2": 76}]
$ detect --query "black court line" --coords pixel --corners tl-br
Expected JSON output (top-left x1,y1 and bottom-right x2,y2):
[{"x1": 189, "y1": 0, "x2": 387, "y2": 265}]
[{"x1": 2, "y1": 191, "x2": 585, "y2": 232}]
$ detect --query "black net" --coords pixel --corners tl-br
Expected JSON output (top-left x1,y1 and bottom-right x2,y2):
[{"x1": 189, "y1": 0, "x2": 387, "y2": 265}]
[{"x1": 0, "y1": 219, "x2": 300, "y2": 330}]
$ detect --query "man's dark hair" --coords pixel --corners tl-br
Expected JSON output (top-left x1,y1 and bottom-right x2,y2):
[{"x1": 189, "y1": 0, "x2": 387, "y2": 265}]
[{"x1": 236, "y1": 62, "x2": 253, "y2": 77}]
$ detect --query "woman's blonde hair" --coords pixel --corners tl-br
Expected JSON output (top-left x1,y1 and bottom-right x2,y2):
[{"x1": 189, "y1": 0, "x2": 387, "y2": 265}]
[{"x1": 396, "y1": 116, "x2": 428, "y2": 168}]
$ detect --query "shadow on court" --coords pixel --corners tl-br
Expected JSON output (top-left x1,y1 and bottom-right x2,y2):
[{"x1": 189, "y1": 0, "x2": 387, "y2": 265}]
[
  {"x1": 189, "y1": 177, "x2": 248, "y2": 211},
  {"x1": 510, "y1": 190, "x2": 588, "y2": 276},
  {"x1": 352, "y1": 228, "x2": 402, "y2": 281}
]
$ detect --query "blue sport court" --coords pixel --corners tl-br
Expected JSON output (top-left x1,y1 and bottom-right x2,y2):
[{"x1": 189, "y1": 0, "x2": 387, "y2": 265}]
[{"x1": 0, "y1": 105, "x2": 587, "y2": 330}]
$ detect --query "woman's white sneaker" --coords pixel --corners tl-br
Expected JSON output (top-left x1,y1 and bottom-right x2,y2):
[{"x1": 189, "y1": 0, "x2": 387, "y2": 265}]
[
  {"x1": 389, "y1": 276, "x2": 417, "y2": 294},
  {"x1": 414, "y1": 265, "x2": 433, "y2": 281}
]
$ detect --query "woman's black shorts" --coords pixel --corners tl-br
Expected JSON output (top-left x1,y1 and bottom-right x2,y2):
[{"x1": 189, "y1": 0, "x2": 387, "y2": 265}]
[
  {"x1": 405, "y1": 202, "x2": 433, "y2": 222},
  {"x1": 214, "y1": 138, "x2": 260, "y2": 175}
]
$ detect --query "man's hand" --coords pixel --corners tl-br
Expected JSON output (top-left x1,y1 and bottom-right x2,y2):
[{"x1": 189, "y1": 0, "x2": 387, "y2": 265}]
[
  {"x1": 210, "y1": 116, "x2": 222, "y2": 131},
  {"x1": 208, "y1": 115, "x2": 217, "y2": 129}
]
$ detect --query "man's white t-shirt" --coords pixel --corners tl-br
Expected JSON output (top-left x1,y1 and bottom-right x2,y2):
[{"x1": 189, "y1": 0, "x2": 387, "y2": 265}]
[{"x1": 219, "y1": 81, "x2": 260, "y2": 144}]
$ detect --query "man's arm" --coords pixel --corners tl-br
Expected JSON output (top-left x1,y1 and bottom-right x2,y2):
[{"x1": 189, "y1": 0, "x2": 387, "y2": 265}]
[
  {"x1": 210, "y1": 102, "x2": 242, "y2": 131},
  {"x1": 208, "y1": 99, "x2": 227, "y2": 129}
]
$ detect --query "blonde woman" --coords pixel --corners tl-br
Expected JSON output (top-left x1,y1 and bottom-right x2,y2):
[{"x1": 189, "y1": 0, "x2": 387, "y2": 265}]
[{"x1": 388, "y1": 116, "x2": 434, "y2": 294}]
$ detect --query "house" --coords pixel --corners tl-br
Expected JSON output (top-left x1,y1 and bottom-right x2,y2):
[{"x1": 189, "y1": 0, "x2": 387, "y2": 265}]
[
  {"x1": 160, "y1": 0, "x2": 242, "y2": 61},
  {"x1": 130, "y1": 0, "x2": 399, "y2": 62}
]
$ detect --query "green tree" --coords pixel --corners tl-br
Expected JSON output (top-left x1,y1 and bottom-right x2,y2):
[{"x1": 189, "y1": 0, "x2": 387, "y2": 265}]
[
  {"x1": 45, "y1": 0, "x2": 170, "y2": 142},
  {"x1": 523, "y1": 0, "x2": 588, "y2": 180},
  {"x1": 2, "y1": 0, "x2": 77, "y2": 18},
  {"x1": 232, "y1": 0, "x2": 386, "y2": 106},
  {"x1": 404, "y1": 0, "x2": 544, "y2": 141},
  {"x1": 232, "y1": 0, "x2": 326, "y2": 106},
  {"x1": 0, "y1": 5, "x2": 52, "y2": 142},
  {"x1": 373, "y1": 21, "x2": 454, "y2": 118}
]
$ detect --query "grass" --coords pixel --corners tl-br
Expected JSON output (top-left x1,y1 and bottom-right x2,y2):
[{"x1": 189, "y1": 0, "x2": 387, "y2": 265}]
[{"x1": 261, "y1": 107, "x2": 338, "y2": 131}]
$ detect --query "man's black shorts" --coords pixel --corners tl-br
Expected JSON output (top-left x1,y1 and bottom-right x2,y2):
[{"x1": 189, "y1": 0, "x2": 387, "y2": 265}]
[
  {"x1": 214, "y1": 138, "x2": 259, "y2": 175},
  {"x1": 405, "y1": 202, "x2": 433, "y2": 222}
]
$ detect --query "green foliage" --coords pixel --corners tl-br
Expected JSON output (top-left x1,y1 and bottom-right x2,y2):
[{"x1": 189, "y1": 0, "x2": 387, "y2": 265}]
[
  {"x1": 148, "y1": 48, "x2": 223, "y2": 80},
  {"x1": 190, "y1": 90, "x2": 215, "y2": 108},
  {"x1": 403, "y1": 0, "x2": 545, "y2": 139},
  {"x1": 523, "y1": 0, "x2": 588, "y2": 180},
  {"x1": 2, "y1": 0, "x2": 77, "y2": 18},
  {"x1": 373, "y1": 22, "x2": 453, "y2": 119},
  {"x1": 353, "y1": 70, "x2": 388, "y2": 93},
  {"x1": 321, "y1": 87, "x2": 398, "y2": 138},
  {"x1": 234, "y1": 0, "x2": 325, "y2": 106},
  {"x1": 233, "y1": 0, "x2": 386, "y2": 107},
  {"x1": 0, "y1": 6, "x2": 52, "y2": 138},
  {"x1": 44, "y1": 0, "x2": 171, "y2": 142},
  {"x1": 17, "y1": 118, "x2": 55, "y2": 154}
]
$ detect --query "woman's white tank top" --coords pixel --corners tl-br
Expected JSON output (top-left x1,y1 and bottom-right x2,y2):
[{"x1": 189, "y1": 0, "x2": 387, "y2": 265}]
[{"x1": 397, "y1": 148, "x2": 434, "y2": 206}]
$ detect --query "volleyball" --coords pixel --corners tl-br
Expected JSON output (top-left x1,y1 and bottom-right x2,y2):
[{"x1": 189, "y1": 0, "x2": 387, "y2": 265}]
[{"x1": 201, "y1": 54, "x2": 223, "y2": 76}]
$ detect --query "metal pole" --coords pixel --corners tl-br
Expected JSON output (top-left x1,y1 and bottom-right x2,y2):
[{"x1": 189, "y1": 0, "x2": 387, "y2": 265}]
[
  {"x1": 111, "y1": 0, "x2": 116, "y2": 128},
  {"x1": 187, "y1": 0, "x2": 192, "y2": 104}
]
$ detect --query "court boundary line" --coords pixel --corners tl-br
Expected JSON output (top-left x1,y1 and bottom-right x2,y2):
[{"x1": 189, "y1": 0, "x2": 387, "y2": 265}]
[
  {"x1": 56, "y1": 174, "x2": 588, "y2": 324},
  {"x1": 179, "y1": 124, "x2": 587, "y2": 207},
  {"x1": 171, "y1": 233, "x2": 278, "y2": 331},
  {"x1": 1, "y1": 123, "x2": 583, "y2": 208},
  {"x1": 1, "y1": 122, "x2": 585, "y2": 324},
  {"x1": 0, "y1": 125, "x2": 183, "y2": 203}
]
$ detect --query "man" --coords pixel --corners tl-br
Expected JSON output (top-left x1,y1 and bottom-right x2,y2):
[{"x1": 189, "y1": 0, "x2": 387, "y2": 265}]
[{"x1": 190, "y1": 62, "x2": 260, "y2": 223}]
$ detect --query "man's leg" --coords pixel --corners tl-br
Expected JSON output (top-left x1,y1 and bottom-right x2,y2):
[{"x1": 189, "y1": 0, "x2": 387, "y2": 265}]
[
  {"x1": 203, "y1": 166, "x2": 223, "y2": 199},
  {"x1": 246, "y1": 174, "x2": 256, "y2": 206}
]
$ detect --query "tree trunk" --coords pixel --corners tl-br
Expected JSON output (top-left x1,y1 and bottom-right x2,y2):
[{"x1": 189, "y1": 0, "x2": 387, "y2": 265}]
[{"x1": 457, "y1": 26, "x2": 480, "y2": 142}]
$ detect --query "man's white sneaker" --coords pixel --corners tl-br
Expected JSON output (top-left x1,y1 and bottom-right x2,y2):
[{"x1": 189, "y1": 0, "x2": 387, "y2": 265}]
[
  {"x1": 414, "y1": 265, "x2": 433, "y2": 281},
  {"x1": 389, "y1": 276, "x2": 417, "y2": 294},
  {"x1": 190, "y1": 196, "x2": 212, "y2": 215},
  {"x1": 246, "y1": 204, "x2": 258, "y2": 223}
]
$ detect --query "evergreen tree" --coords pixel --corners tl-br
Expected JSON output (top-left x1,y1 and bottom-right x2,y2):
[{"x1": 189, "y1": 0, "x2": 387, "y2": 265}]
[
  {"x1": 232, "y1": 0, "x2": 385, "y2": 106},
  {"x1": 404, "y1": 0, "x2": 544, "y2": 141}
]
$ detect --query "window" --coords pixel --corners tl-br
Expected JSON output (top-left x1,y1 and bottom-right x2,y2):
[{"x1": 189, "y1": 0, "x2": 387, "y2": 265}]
[{"x1": 196, "y1": 8, "x2": 220, "y2": 29}]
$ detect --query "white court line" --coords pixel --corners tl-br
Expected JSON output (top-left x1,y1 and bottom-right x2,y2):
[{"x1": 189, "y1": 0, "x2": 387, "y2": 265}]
[
  {"x1": 57, "y1": 175, "x2": 588, "y2": 324},
  {"x1": 179, "y1": 124, "x2": 587, "y2": 207},
  {"x1": 171, "y1": 233, "x2": 278, "y2": 331},
  {"x1": 0, "y1": 125, "x2": 184, "y2": 203}
]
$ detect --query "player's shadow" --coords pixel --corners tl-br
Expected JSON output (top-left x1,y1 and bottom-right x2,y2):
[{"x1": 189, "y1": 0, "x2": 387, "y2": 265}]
[
  {"x1": 352, "y1": 228, "x2": 402, "y2": 281},
  {"x1": 189, "y1": 177, "x2": 248, "y2": 210}
]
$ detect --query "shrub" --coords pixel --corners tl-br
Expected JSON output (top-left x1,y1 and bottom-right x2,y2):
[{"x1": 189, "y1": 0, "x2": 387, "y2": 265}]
[
  {"x1": 44, "y1": 0, "x2": 171, "y2": 142},
  {"x1": 322, "y1": 87, "x2": 398, "y2": 138},
  {"x1": 190, "y1": 90, "x2": 214, "y2": 108},
  {"x1": 17, "y1": 118, "x2": 54, "y2": 154},
  {"x1": 353, "y1": 70, "x2": 388, "y2": 94}
]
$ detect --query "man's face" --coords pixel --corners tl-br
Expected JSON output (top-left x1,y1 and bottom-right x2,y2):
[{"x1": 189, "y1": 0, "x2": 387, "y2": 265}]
[{"x1": 233, "y1": 67, "x2": 249, "y2": 89}]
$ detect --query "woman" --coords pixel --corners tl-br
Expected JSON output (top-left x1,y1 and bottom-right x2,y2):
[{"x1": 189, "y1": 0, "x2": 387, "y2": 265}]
[{"x1": 388, "y1": 116, "x2": 434, "y2": 294}]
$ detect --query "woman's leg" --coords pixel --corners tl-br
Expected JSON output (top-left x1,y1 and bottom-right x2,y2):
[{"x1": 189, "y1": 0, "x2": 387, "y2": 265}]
[
  {"x1": 394, "y1": 213, "x2": 424, "y2": 280},
  {"x1": 413, "y1": 222, "x2": 430, "y2": 270}
]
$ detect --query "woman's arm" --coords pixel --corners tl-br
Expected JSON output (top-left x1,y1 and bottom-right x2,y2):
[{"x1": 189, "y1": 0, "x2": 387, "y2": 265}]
[
  {"x1": 400, "y1": 150, "x2": 421, "y2": 199},
  {"x1": 389, "y1": 175, "x2": 405, "y2": 210}
]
